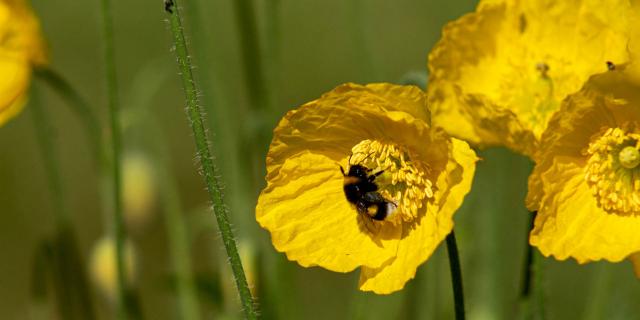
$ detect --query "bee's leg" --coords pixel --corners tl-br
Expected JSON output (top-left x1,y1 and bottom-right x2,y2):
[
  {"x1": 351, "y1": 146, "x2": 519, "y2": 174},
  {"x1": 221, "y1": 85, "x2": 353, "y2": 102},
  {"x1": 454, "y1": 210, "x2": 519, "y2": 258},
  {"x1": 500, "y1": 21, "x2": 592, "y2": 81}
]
[
  {"x1": 356, "y1": 201, "x2": 368, "y2": 214},
  {"x1": 357, "y1": 211, "x2": 378, "y2": 234},
  {"x1": 340, "y1": 165, "x2": 346, "y2": 176},
  {"x1": 368, "y1": 170, "x2": 384, "y2": 182}
]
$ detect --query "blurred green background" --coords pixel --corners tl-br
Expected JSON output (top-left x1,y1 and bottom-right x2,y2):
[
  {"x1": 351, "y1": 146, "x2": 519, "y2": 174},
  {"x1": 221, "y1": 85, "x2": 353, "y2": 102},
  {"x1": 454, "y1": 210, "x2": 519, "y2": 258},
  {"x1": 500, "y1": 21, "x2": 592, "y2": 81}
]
[{"x1": 1, "y1": 0, "x2": 639, "y2": 319}]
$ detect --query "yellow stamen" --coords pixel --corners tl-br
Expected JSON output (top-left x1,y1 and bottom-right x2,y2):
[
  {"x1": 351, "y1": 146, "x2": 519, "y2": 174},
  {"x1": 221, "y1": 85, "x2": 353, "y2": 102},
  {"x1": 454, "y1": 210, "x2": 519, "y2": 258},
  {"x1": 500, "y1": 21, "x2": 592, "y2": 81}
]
[
  {"x1": 584, "y1": 127, "x2": 640, "y2": 215},
  {"x1": 349, "y1": 139, "x2": 434, "y2": 224}
]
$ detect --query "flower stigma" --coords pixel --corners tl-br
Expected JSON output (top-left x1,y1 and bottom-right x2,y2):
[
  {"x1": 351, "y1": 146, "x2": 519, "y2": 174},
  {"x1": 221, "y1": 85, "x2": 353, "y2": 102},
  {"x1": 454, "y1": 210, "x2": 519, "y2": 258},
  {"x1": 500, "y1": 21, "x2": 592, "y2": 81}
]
[
  {"x1": 348, "y1": 139, "x2": 434, "y2": 224},
  {"x1": 619, "y1": 146, "x2": 640, "y2": 169},
  {"x1": 584, "y1": 127, "x2": 640, "y2": 215}
]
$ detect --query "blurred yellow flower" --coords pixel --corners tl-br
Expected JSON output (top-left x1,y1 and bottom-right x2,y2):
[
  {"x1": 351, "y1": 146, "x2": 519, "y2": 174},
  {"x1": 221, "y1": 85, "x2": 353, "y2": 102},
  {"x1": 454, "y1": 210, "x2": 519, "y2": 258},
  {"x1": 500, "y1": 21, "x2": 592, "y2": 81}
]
[
  {"x1": 0, "y1": 0, "x2": 47, "y2": 126},
  {"x1": 122, "y1": 152, "x2": 157, "y2": 230},
  {"x1": 256, "y1": 83, "x2": 477, "y2": 294},
  {"x1": 526, "y1": 64, "x2": 640, "y2": 266},
  {"x1": 89, "y1": 236, "x2": 137, "y2": 303},
  {"x1": 428, "y1": 0, "x2": 637, "y2": 157}
]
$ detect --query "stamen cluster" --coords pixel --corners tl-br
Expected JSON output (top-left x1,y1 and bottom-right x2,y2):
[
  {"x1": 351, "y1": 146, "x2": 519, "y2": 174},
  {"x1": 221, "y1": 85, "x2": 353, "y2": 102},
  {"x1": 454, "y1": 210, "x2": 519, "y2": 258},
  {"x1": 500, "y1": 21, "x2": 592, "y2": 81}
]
[
  {"x1": 350, "y1": 139, "x2": 434, "y2": 224},
  {"x1": 584, "y1": 126, "x2": 640, "y2": 215}
]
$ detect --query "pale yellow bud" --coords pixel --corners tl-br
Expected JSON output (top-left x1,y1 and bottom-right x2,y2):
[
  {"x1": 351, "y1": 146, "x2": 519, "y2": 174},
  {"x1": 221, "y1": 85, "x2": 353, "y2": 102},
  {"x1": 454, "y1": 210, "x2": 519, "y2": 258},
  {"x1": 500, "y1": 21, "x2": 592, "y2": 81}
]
[
  {"x1": 122, "y1": 153, "x2": 157, "y2": 230},
  {"x1": 89, "y1": 236, "x2": 137, "y2": 303}
]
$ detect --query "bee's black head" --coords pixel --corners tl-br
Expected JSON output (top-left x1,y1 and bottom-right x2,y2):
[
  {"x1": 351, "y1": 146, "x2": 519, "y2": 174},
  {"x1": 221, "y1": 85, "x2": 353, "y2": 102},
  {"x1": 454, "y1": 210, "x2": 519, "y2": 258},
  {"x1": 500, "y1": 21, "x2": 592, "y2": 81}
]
[{"x1": 347, "y1": 164, "x2": 370, "y2": 179}]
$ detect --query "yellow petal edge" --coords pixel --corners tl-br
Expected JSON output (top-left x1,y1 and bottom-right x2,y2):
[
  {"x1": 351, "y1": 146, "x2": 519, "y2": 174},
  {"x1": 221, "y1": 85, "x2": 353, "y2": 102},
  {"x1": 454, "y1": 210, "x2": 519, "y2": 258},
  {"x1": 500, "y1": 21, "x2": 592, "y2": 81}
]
[{"x1": 0, "y1": 0, "x2": 48, "y2": 126}]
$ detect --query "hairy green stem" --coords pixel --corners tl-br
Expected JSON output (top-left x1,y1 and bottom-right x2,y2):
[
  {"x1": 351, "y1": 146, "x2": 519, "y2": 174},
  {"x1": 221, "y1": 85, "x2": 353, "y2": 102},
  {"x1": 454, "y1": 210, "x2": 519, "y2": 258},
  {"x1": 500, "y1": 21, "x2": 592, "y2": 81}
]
[
  {"x1": 98, "y1": 0, "x2": 129, "y2": 318},
  {"x1": 184, "y1": 0, "x2": 249, "y2": 233},
  {"x1": 165, "y1": 2, "x2": 258, "y2": 319},
  {"x1": 446, "y1": 231, "x2": 465, "y2": 320}
]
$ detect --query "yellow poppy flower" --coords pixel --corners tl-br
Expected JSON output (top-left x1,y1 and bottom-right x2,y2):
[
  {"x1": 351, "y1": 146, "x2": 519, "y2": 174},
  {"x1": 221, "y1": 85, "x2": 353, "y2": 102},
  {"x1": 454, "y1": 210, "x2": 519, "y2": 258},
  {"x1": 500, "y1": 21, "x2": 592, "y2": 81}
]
[
  {"x1": 256, "y1": 83, "x2": 477, "y2": 294},
  {"x1": 427, "y1": 0, "x2": 637, "y2": 157},
  {"x1": 526, "y1": 63, "x2": 640, "y2": 265},
  {"x1": 0, "y1": 0, "x2": 47, "y2": 126}
]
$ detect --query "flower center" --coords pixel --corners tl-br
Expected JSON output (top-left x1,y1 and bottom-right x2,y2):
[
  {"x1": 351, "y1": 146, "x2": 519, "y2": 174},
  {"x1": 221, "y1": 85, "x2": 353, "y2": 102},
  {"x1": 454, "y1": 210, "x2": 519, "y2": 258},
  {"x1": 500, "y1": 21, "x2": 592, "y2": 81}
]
[
  {"x1": 619, "y1": 146, "x2": 640, "y2": 169},
  {"x1": 584, "y1": 127, "x2": 640, "y2": 215},
  {"x1": 349, "y1": 139, "x2": 434, "y2": 224}
]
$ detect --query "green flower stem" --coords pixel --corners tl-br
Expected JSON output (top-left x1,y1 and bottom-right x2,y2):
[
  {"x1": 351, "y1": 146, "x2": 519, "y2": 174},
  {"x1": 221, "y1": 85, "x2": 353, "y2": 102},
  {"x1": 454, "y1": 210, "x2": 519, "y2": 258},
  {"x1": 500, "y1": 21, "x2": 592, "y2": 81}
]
[
  {"x1": 158, "y1": 160, "x2": 201, "y2": 320},
  {"x1": 145, "y1": 113, "x2": 202, "y2": 320},
  {"x1": 30, "y1": 88, "x2": 70, "y2": 227},
  {"x1": 98, "y1": 0, "x2": 129, "y2": 318},
  {"x1": 264, "y1": 0, "x2": 281, "y2": 107},
  {"x1": 583, "y1": 263, "x2": 612, "y2": 320},
  {"x1": 446, "y1": 230, "x2": 465, "y2": 320},
  {"x1": 184, "y1": 0, "x2": 249, "y2": 233},
  {"x1": 30, "y1": 86, "x2": 72, "y2": 320},
  {"x1": 232, "y1": 0, "x2": 269, "y2": 112},
  {"x1": 34, "y1": 68, "x2": 103, "y2": 168},
  {"x1": 533, "y1": 251, "x2": 546, "y2": 320},
  {"x1": 165, "y1": 2, "x2": 258, "y2": 319},
  {"x1": 30, "y1": 87, "x2": 96, "y2": 320},
  {"x1": 521, "y1": 211, "x2": 537, "y2": 298}
]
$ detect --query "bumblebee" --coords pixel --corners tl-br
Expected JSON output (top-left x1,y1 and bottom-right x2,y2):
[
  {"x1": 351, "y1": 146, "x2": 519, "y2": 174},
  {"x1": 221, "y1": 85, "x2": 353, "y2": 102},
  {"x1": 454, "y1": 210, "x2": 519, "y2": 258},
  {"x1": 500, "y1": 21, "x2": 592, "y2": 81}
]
[{"x1": 340, "y1": 163, "x2": 397, "y2": 221}]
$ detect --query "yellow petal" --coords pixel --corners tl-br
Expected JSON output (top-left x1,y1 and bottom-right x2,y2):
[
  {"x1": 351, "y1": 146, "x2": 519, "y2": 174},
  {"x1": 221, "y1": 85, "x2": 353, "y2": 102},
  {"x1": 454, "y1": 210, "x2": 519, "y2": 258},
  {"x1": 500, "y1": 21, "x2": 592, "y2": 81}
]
[
  {"x1": 0, "y1": 0, "x2": 47, "y2": 126},
  {"x1": 530, "y1": 159, "x2": 640, "y2": 263},
  {"x1": 257, "y1": 151, "x2": 401, "y2": 271},
  {"x1": 325, "y1": 83, "x2": 430, "y2": 123},
  {"x1": 358, "y1": 138, "x2": 478, "y2": 293},
  {"x1": 428, "y1": 0, "x2": 636, "y2": 157},
  {"x1": 0, "y1": 57, "x2": 30, "y2": 126}
]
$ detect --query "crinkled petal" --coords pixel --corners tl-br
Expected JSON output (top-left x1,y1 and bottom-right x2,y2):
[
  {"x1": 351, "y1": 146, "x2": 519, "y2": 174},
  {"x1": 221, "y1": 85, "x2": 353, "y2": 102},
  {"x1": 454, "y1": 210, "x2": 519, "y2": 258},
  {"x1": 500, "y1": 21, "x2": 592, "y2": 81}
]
[
  {"x1": 325, "y1": 83, "x2": 430, "y2": 123},
  {"x1": 266, "y1": 83, "x2": 448, "y2": 184},
  {"x1": 257, "y1": 152, "x2": 401, "y2": 271},
  {"x1": 358, "y1": 138, "x2": 478, "y2": 293},
  {"x1": 428, "y1": 0, "x2": 635, "y2": 157},
  {"x1": 531, "y1": 159, "x2": 640, "y2": 263}
]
